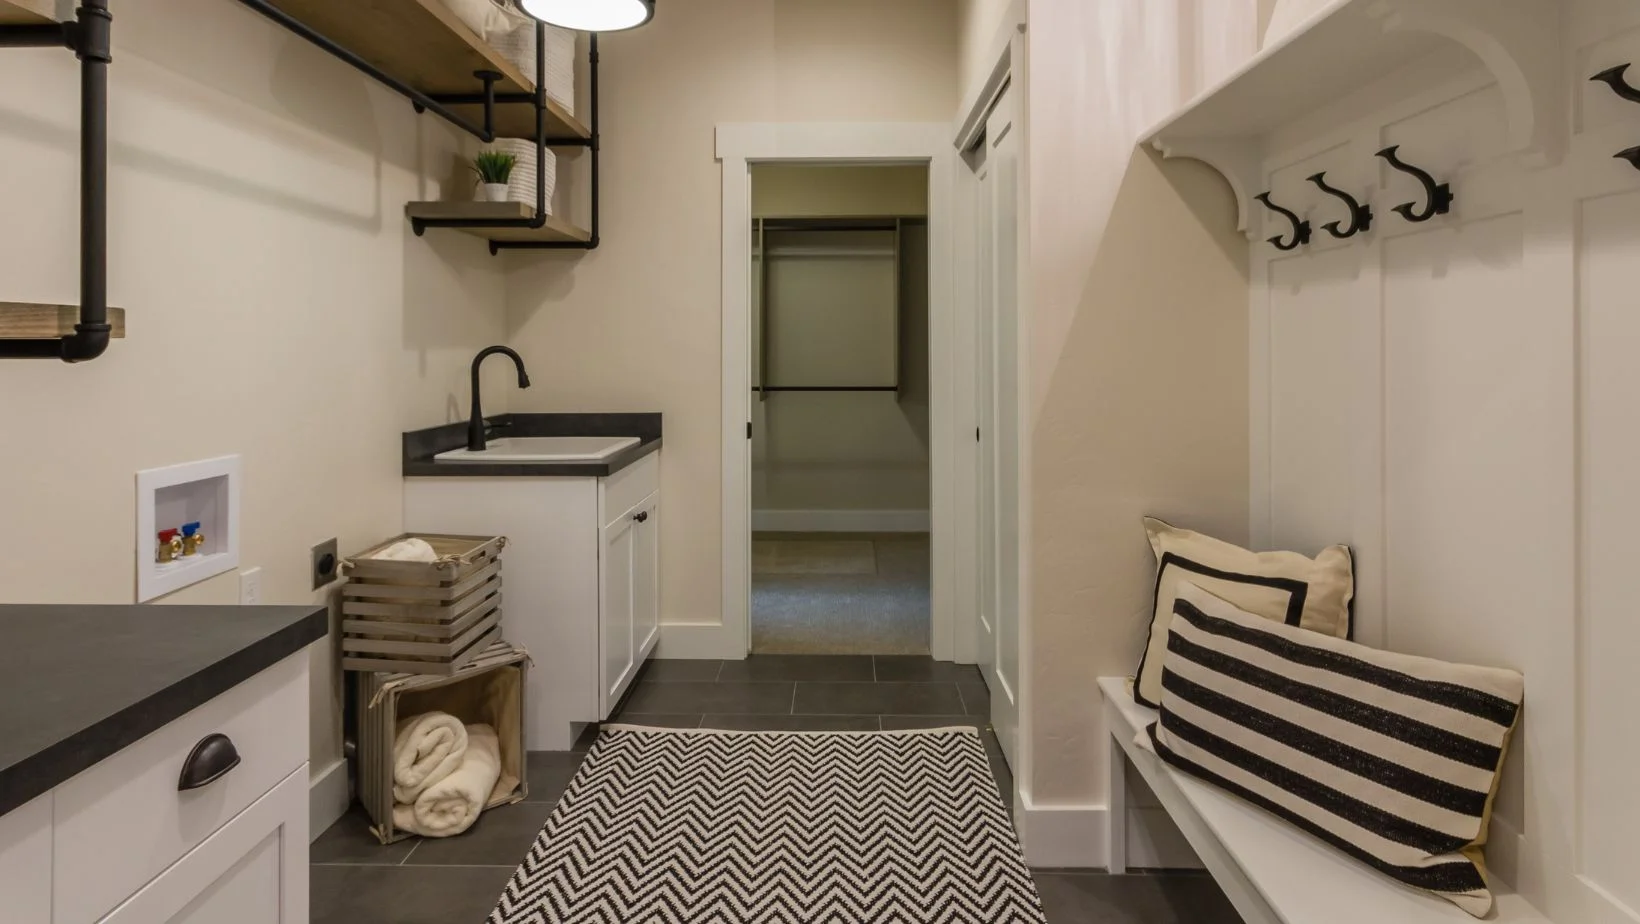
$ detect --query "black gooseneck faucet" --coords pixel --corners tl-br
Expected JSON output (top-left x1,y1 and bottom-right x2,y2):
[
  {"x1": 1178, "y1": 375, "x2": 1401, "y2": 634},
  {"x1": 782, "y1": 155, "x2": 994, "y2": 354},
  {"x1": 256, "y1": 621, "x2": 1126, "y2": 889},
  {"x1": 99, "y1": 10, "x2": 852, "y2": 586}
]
[{"x1": 468, "y1": 345, "x2": 531, "y2": 451}]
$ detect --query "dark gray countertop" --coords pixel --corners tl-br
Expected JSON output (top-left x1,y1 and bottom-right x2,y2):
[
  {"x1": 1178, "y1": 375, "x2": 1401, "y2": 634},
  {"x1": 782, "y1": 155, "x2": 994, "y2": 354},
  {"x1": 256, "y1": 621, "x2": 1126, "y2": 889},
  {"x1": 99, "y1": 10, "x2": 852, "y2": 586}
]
[
  {"x1": 0, "y1": 605, "x2": 327, "y2": 817},
  {"x1": 403, "y1": 413, "x2": 662, "y2": 477}
]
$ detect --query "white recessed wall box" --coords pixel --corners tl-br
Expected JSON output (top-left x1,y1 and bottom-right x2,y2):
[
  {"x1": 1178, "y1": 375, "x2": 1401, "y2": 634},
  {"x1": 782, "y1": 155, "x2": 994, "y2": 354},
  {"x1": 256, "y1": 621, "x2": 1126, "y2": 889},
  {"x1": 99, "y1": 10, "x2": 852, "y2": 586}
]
[{"x1": 135, "y1": 455, "x2": 242, "y2": 602}]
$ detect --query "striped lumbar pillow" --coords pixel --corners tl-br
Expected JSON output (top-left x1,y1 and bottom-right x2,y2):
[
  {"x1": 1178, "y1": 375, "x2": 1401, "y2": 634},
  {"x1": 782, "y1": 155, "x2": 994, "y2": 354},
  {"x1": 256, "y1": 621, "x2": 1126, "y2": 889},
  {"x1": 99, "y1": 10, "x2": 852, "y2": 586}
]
[
  {"x1": 1146, "y1": 581, "x2": 1524, "y2": 918},
  {"x1": 1134, "y1": 517, "x2": 1354, "y2": 708}
]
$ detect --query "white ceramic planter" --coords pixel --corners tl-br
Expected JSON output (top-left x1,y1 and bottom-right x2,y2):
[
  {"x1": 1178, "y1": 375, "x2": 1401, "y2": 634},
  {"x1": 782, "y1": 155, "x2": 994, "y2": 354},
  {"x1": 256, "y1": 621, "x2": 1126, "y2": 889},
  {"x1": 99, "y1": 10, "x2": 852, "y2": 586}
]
[{"x1": 477, "y1": 182, "x2": 510, "y2": 203}]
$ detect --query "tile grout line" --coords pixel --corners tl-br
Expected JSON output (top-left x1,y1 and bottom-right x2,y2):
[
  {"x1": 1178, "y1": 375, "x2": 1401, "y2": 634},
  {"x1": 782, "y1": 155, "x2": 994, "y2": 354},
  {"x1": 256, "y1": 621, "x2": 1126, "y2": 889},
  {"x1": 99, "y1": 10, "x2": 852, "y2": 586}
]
[
  {"x1": 398, "y1": 839, "x2": 422, "y2": 867},
  {"x1": 955, "y1": 682, "x2": 968, "y2": 715}
]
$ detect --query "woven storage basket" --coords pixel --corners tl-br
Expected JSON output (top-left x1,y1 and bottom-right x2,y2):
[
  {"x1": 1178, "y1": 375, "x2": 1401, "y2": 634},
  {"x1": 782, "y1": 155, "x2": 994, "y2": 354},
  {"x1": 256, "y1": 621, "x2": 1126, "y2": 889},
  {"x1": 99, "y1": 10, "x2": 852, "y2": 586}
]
[
  {"x1": 485, "y1": 139, "x2": 556, "y2": 209},
  {"x1": 356, "y1": 641, "x2": 530, "y2": 845},
  {"x1": 490, "y1": 23, "x2": 576, "y2": 115},
  {"x1": 340, "y1": 534, "x2": 506, "y2": 675}
]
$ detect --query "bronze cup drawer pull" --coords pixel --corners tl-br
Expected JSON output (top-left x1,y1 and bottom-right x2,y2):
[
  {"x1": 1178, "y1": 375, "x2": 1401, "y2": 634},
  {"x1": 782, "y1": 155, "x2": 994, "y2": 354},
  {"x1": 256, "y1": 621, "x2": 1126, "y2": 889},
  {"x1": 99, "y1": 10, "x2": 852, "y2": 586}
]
[{"x1": 177, "y1": 733, "x2": 241, "y2": 792}]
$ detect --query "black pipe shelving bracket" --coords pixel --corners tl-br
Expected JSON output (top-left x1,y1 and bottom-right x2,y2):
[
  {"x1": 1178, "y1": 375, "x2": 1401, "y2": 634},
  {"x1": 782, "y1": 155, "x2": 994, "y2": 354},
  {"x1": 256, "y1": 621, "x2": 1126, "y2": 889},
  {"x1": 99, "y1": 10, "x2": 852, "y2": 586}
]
[
  {"x1": 0, "y1": 0, "x2": 115, "y2": 362},
  {"x1": 231, "y1": 3, "x2": 603, "y2": 253},
  {"x1": 486, "y1": 33, "x2": 601, "y2": 254}
]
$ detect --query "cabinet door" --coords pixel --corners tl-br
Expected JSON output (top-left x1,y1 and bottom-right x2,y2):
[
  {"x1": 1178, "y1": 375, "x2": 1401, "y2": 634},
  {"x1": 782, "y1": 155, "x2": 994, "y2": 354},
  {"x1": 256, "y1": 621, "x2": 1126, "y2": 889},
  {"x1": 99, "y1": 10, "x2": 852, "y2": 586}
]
[
  {"x1": 632, "y1": 492, "x2": 660, "y2": 661},
  {"x1": 599, "y1": 512, "x2": 638, "y2": 718},
  {"x1": 101, "y1": 766, "x2": 307, "y2": 924}
]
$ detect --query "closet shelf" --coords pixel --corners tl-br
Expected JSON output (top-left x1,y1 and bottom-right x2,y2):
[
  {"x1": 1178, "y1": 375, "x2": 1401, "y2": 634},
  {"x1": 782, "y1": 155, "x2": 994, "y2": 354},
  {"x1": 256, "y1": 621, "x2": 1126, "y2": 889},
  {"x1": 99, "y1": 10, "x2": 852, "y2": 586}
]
[
  {"x1": 1144, "y1": 0, "x2": 1562, "y2": 237},
  {"x1": 0, "y1": 0, "x2": 52, "y2": 25},
  {"x1": 404, "y1": 201, "x2": 591, "y2": 244},
  {"x1": 0, "y1": 303, "x2": 126, "y2": 340},
  {"x1": 260, "y1": 0, "x2": 588, "y2": 141}
]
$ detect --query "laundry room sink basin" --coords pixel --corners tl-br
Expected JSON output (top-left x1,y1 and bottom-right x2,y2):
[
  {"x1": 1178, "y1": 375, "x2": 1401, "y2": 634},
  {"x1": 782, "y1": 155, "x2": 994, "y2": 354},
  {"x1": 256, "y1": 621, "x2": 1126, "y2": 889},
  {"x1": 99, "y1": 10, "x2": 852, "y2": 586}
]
[{"x1": 433, "y1": 436, "x2": 641, "y2": 463}]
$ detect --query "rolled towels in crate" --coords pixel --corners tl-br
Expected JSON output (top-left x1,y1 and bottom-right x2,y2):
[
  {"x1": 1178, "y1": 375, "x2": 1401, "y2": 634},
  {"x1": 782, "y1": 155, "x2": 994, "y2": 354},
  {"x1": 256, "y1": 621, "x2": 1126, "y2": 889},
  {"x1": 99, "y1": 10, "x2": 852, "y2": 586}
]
[
  {"x1": 391, "y1": 712, "x2": 468, "y2": 804},
  {"x1": 490, "y1": 23, "x2": 576, "y2": 116},
  {"x1": 393, "y1": 724, "x2": 503, "y2": 838},
  {"x1": 372, "y1": 537, "x2": 439, "y2": 563},
  {"x1": 486, "y1": 138, "x2": 557, "y2": 211}
]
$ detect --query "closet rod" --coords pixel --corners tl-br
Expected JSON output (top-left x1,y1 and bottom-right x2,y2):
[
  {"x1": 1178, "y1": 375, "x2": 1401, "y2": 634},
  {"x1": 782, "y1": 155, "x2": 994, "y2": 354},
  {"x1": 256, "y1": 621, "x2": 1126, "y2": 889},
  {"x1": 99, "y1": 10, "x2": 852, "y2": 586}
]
[{"x1": 753, "y1": 386, "x2": 899, "y2": 393}]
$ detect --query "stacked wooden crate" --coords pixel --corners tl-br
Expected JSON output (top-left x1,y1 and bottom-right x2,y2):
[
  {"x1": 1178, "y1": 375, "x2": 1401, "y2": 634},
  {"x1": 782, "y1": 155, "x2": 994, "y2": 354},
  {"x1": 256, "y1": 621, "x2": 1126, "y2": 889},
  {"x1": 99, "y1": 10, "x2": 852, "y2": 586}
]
[{"x1": 340, "y1": 533, "x2": 505, "y2": 675}]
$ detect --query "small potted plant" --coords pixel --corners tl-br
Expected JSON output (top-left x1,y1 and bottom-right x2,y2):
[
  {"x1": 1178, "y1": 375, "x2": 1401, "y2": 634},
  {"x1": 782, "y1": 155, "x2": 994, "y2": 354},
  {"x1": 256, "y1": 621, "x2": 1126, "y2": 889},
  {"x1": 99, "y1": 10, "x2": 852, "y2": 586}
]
[{"x1": 471, "y1": 151, "x2": 517, "y2": 203}]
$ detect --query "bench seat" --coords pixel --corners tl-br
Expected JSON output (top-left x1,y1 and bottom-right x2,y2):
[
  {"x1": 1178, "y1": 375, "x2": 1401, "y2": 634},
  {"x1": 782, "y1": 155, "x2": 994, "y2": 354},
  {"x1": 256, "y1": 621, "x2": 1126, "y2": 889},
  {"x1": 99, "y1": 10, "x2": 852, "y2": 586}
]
[{"x1": 1098, "y1": 676, "x2": 1549, "y2": 924}]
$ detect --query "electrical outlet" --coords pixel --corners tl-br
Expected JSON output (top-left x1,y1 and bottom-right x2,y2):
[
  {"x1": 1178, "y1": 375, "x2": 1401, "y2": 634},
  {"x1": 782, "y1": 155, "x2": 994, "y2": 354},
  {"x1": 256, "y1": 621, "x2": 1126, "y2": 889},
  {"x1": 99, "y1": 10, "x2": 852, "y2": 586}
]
[
  {"x1": 239, "y1": 567, "x2": 262, "y2": 605},
  {"x1": 311, "y1": 538, "x2": 339, "y2": 590}
]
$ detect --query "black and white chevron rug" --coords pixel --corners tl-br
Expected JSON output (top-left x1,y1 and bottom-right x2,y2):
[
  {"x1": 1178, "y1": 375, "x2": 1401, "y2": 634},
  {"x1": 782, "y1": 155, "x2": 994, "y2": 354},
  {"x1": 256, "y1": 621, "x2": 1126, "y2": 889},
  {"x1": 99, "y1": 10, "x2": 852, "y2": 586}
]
[{"x1": 488, "y1": 726, "x2": 1046, "y2": 923}]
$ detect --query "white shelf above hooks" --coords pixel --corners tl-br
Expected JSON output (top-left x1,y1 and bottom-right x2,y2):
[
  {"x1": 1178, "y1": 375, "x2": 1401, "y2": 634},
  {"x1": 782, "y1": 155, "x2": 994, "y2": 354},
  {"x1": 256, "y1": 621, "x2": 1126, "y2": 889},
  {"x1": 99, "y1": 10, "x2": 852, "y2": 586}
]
[{"x1": 1144, "y1": 0, "x2": 1564, "y2": 239}]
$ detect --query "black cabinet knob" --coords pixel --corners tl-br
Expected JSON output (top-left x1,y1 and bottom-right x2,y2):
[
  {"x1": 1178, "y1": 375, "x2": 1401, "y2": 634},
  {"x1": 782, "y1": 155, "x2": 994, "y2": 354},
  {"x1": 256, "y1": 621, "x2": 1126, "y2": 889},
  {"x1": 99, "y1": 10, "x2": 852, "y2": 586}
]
[
  {"x1": 178, "y1": 733, "x2": 241, "y2": 791},
  {"x1": 633, "y1": 511, "x2": 650, "y2": 523}
]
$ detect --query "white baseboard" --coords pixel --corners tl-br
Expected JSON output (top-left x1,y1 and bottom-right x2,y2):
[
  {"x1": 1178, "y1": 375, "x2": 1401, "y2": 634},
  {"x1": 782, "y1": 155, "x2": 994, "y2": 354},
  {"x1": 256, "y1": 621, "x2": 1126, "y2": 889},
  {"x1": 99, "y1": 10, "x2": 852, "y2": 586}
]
[
  {"x1": 309, "y1": 757, "x2": 350, "y2": 842},
  {"x1": 752, "y1": 509, "x2": 931, "y2": 533},
  {"x1": 656, "y1": 622, "x2": 746, "y2": 660},
  {"x1": 1017, "y1": 792, "x2": 1109, "y2": 869}
]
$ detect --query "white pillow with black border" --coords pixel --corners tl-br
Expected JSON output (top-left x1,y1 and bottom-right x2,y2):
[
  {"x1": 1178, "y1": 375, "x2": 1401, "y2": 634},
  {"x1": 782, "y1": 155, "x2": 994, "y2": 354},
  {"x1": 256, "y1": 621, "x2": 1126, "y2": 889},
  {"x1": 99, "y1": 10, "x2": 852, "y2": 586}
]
[{"x1": 1135, "y1": 517, "x2": 1354, "y2": 708}]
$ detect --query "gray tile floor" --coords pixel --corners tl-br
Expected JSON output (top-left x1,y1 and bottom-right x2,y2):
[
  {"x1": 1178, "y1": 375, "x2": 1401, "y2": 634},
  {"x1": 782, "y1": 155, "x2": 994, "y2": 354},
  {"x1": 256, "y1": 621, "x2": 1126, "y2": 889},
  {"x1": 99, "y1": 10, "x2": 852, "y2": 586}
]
[{"x1": 311, "y1": 655, "x2": 1240, "y2": 923}]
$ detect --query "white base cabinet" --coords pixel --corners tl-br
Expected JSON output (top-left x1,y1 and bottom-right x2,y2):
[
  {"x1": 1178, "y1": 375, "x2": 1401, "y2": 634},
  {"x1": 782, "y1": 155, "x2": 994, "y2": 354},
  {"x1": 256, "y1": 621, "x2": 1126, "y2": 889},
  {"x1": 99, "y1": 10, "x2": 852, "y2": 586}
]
[
  {"x1": 406, "y1": 450, "x2": 662, "y2": 750},
  {"x1": 0, "y1": 653, "x2": 310, "y2": 924}
]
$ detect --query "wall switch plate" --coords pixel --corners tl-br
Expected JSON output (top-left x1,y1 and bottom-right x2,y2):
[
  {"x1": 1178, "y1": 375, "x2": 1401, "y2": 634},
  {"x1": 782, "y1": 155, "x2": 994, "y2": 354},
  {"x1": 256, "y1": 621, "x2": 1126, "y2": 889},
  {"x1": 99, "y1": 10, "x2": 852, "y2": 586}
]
[
  {"x1": 239, "y1": 567, "x2": 262, "y2": 605},
  {"x1": 311, "y1": 538, "x2": 339, "y2": 590}
]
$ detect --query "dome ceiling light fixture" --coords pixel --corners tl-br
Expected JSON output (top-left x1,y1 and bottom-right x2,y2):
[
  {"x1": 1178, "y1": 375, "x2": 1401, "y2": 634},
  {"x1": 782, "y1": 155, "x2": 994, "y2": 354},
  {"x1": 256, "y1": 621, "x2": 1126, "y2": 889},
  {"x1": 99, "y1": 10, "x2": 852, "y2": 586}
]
[{"x1": 514, "y1": 0, "x2": 656, "y2": 32}]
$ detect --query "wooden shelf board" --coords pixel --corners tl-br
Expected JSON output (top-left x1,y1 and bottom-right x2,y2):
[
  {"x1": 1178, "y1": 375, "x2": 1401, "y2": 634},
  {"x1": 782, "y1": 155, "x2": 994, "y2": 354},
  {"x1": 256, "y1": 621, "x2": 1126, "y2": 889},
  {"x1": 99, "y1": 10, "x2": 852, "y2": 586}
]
[
  {"x1": 0, "y1": 0, "x2": 54, "y2": 25},
  {"x1": 452, "y1": 98, "x2": 590, "y2": 144},
  {"x1": 264, "y1": 0, "x2": 590, "y2": 142},
  {"x1": 405, "y1": 201, "x2": 591, "y2": 244},
  {"x1": 1143, "y1": 0, "x2": 1444, "y2": 146},
  {"x1": 0, "y1": 303, "x2": 126, "y2": 339}
]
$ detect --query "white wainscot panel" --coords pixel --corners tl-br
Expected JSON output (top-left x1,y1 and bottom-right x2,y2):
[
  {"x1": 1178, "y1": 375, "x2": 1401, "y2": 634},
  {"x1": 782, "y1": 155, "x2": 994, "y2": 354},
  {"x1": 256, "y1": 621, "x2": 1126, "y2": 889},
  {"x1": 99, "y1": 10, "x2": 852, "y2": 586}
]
[
  {"x1": 1576, "y1": 186, "x2": 1640, "y2": 918},
  {"x1": 1267, "y1": 248, "x2": 1361, "y2": 555},
  {"x1": 1382, "y1": 211, "x2": 1562, "y2": 842}
]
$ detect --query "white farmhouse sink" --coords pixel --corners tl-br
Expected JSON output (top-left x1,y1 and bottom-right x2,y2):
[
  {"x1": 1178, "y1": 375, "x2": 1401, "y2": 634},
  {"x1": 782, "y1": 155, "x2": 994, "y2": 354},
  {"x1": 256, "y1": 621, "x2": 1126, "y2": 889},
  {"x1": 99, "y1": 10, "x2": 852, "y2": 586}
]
[{"x1": 434, "y1": 436, "x2": 641, "y2": 463}]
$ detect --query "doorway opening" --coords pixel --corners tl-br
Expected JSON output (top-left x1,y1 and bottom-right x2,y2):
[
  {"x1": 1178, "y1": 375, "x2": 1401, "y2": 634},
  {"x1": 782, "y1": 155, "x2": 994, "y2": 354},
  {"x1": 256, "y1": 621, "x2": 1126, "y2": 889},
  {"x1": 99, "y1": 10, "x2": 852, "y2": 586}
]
[{"x1": 748, "y1": 164, "x2": 932, "y2": 655}]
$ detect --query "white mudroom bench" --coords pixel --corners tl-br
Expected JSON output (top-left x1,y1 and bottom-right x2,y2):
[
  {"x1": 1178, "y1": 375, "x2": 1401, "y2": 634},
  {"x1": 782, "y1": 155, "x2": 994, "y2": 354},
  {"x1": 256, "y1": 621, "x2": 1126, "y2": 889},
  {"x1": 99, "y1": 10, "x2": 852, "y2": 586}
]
[{"x1": 1098, "y1": 677, "x2": 1550, "y2": 924}]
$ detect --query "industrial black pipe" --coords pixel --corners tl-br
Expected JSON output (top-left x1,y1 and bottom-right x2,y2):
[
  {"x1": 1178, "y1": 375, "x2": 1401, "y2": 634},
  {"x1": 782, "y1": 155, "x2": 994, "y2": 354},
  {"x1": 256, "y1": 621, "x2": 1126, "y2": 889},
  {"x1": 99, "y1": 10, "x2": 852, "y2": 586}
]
[
  {"x1": 0, "y1": 0, "x2": 111, "y2": 362},
  {"x1": 231, "y1": 0, "x2": 496, "y2": 142},
  {"x1": 64, "y1": 0, "x2": 112, "y2": 362}
]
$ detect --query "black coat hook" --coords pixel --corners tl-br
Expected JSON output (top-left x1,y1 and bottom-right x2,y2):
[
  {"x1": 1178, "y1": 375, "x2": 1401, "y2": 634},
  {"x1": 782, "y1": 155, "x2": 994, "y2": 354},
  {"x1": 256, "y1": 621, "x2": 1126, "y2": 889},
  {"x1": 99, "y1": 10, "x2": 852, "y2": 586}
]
[
  {"x1": 1255, "y1": 192, "x2": 1311, "y2": 251},
  {"x1": 1306, "y1": 172, "x2": 1373, "y2": 239},
  {"x1": 1617, "y1": 146, "x2": 1640, "y2": 171},
  {"x1": 1375, "y1": 146, "x2": 1453, "y2": 223},
  {"x1": 1591, "y1": 64, "x2": 1640, "y2": 104}
]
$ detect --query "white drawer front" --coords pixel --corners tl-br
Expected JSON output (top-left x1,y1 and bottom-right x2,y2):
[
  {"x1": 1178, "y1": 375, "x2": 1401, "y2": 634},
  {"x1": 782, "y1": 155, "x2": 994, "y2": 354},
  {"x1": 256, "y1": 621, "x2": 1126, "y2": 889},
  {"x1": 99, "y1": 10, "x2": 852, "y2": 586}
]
[
  {"x1": 53, "y1": 653, "x2": 308, "y2": 924},
  {"x1": 100, "y1": 765, "x2": 308, "y2": 924},
  {"x1": 601, "y1": 451, "x2": 659, "y2": 528}
]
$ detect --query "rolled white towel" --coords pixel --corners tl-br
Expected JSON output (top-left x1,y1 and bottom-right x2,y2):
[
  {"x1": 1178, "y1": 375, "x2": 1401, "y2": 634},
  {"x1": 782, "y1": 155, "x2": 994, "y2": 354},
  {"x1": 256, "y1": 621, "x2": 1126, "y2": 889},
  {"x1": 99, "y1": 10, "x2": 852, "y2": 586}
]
[
  {"x1": 374, "y1": 538, "x2": 439, "y2": 563},
  {"x1": 393, "y1": 724, "x2": 502, "y2": 838},
  {"x1": 392, "y1": 712, "x2": 468, "y2": 804}
]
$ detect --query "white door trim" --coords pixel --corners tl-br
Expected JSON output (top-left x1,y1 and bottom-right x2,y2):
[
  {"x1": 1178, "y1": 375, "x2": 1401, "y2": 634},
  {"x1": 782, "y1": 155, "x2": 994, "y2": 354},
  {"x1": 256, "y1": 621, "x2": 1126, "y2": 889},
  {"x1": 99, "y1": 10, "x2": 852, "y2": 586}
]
[{"x1": 715, "y1": 122, "x2": 965, "y2": 662}]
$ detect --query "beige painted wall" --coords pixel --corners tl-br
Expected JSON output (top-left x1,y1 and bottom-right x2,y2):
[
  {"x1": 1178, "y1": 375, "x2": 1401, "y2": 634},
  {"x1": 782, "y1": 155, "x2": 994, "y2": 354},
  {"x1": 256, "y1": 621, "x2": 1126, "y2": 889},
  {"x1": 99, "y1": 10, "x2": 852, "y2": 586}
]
[
  {"x1": 0, "y1": 0, "x2": 510, "y2": 779},
  {"x1": 1022, "y1": 1, "x2": 1256, "y2": 806},
  {"x1": 505, "y1": 0, "x2": 958, "y2": 623}
]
